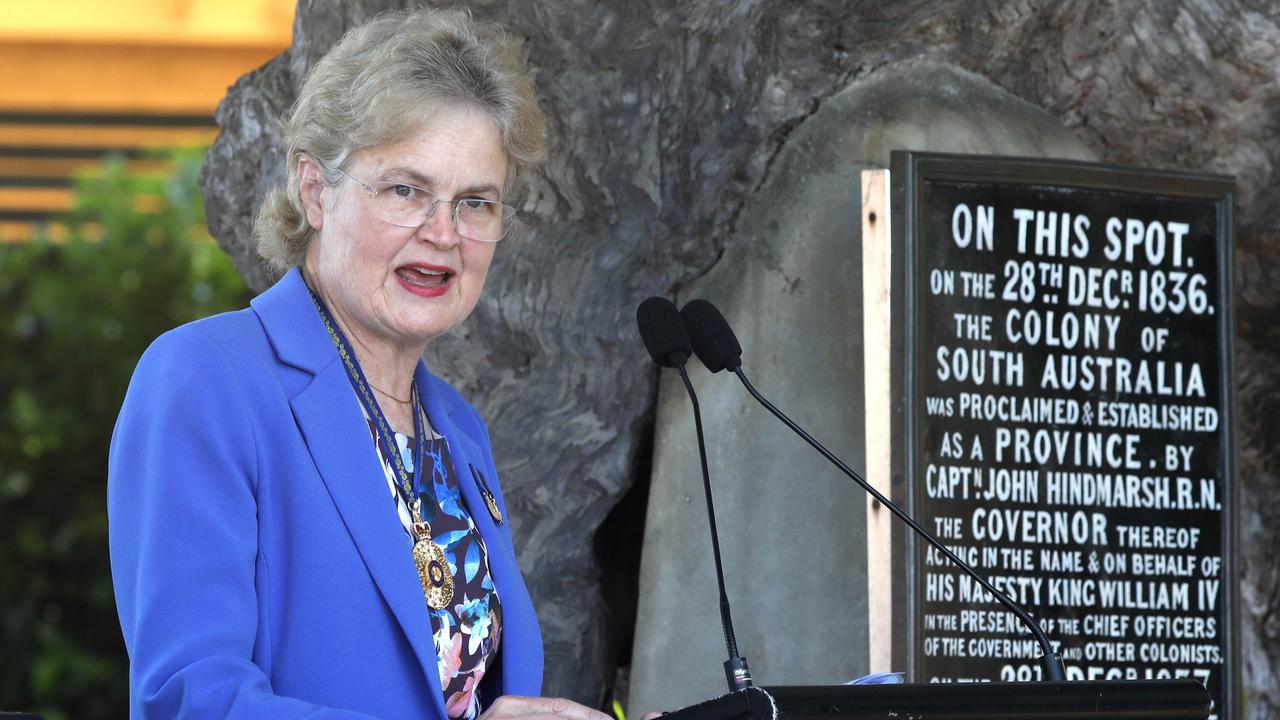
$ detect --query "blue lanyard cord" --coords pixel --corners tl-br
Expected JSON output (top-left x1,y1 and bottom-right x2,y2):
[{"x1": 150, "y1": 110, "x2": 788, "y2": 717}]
[{"x1": 306, "y1": 286, "x2": 426, "y2": 509}]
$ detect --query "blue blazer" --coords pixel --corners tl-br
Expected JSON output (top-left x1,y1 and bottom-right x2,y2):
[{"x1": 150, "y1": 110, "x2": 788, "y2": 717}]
[{"x1": 108, "y1": 268, "x2": 543, "y2": 719}]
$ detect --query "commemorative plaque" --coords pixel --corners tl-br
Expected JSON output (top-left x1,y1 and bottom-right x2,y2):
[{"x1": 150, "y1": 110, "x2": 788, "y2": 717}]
[{"x1": 862, "y1": 151, "x2": 1238, "y2": 719}]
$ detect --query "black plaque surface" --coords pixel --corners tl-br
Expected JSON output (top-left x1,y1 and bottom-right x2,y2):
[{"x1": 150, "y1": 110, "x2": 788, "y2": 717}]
[{"x1": 885, "y1": 151, "x2": 1238, "y2": 719}]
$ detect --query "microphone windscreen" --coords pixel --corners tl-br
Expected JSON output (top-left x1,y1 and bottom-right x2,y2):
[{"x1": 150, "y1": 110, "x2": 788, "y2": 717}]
[
  {"x1": 681, "y1": 299, "x2": 743, "y2": 373},
  {"x1": 636, "y1": 297, "x2": 692, "y2": 368}
]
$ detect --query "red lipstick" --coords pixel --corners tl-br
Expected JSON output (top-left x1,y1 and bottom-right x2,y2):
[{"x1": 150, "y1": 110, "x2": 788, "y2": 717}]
[{"x1": 395, "y1": 263, "x2": 454, "y2": 298}]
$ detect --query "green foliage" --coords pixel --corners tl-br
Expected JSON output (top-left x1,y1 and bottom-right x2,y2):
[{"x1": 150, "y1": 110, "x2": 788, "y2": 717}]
[{"x1": 0, "y1": 148, "x2": 251, "y2": 719}]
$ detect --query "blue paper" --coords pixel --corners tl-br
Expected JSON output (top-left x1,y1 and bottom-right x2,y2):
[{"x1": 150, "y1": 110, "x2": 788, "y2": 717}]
[{"x1": 845, "y1": 671, "x2": 905, "y2": 685}]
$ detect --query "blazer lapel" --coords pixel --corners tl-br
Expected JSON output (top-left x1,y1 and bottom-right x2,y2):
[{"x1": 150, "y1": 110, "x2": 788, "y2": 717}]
[
  {"x1": 253, "y1": 269, "x2": 449, "y2": 714},
  {"x1": 419, "y1": 368, "x2": 544, "y2": 695}
]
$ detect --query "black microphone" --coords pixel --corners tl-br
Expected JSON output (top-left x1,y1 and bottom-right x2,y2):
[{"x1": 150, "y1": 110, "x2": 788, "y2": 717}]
[
  {"x1": 635, "y1": 297, "x2": 753, "y2": 692},
  {"x1": 637, "y1": 296, "x2": 693, "y2": 368},
  {"x1": 680, "y1": 298, "x2": 1068, "y2": 683}
]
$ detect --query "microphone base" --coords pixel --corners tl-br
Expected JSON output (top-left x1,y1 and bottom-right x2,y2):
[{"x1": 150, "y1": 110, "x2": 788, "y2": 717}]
[
  {"x1": 724, "y1": 656, "x2": 753, "y2": 691},
  {"x1": 1040, "y1": 653, "x2": 1067, "y2": 682},
  {"x1": 662, "y1": 686, "x2": 773, "y2": 720}
]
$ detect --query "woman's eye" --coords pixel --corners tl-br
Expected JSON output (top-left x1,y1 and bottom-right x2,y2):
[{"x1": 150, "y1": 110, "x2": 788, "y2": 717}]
[
  {"x1": 459, "y1": 198, "x2": 494, "y2": 214},
  {"x1": 389, "y1": 184, "x2": 418, "y2": 200}
]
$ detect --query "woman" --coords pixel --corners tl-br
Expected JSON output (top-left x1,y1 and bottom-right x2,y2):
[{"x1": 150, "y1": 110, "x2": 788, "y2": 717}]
[{"x1": 109, "y1": 9, "x2": 611, "y2": 720}]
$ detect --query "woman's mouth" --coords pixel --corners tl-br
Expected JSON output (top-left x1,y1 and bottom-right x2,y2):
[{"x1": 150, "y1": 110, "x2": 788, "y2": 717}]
[{"x1": 395, "y1": 265, "x2": 453, "y2": 296}]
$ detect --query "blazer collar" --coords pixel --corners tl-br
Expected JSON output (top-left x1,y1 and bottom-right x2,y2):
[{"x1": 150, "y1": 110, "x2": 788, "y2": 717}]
[{"x1": 250, "y1": 267, "x2": 345, "y2": 376}]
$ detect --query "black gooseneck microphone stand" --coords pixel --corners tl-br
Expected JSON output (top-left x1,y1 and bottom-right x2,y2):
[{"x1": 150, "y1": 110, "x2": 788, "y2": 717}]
[
  {"x1": 636, "y1": 297, "x2": 752, "y2": 692},
  {"x1": 675, "y1": 362, "x2": 753, "y2": 691},
  {"x1": 679, "y1": 298, "x2": 1067, "y2": 683},
  {"x1": 730, "y1": 366, "x2": 1065, "y2": 682}
]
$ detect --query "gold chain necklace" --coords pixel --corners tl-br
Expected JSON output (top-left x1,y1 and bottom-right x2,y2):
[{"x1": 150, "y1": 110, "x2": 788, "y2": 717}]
[{"x1": 367, "y1": 380, "x2": 412, "y2": 405}]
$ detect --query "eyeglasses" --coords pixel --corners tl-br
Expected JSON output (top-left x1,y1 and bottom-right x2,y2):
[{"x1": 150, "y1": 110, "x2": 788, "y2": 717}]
[{"x1": 331, "y1": 167, "x2": 517, "y2": 243}]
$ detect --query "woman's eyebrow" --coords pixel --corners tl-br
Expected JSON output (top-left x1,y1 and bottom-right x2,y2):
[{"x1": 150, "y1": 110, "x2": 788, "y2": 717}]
[
  {"x1": 459, "y1": 183, "x2": 502, "y2": 198},
  {"x1": 383, "y1": 168, "x2": 501, "y2": 198},
  {"x1": 382, "y1": 167, "x2": 436, "y2": 187}
]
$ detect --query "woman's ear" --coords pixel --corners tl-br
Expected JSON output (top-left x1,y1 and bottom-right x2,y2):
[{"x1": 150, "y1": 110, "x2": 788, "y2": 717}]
[{"x1": 297, "y1": 155, "x2": 326, "y2": 230}]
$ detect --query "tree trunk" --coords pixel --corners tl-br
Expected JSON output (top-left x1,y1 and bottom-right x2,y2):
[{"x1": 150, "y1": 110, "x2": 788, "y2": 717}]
[{"x1": 201, "y1": 1, "x2": 1280, "y2": 714}]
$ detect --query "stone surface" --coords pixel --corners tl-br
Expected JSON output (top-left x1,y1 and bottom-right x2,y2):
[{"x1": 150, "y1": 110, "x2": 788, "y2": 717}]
[
  {"x1": 1235, "y1": 341, "x2": 1280, "y2": 717},
  {"x1": 630, "y1": 61, "x2": 1096, "y2": 715},
  {"x1": 202, "y1": 1, "x2": 1280, "y2": 715}
]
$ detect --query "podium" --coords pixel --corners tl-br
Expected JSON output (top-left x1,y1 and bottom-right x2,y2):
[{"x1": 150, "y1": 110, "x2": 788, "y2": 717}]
[{"x1": 663, "y1": 681, "x2": 1212, "y2": 720}]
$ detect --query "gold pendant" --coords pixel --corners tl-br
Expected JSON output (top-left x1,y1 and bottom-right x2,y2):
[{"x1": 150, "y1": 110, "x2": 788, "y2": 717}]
[
  {"x1": 482, "y1": 490, "x2": 504, "y2": 525},
  {"x1": 411, "y1": 523, "x2": 453, "y2": 610}
]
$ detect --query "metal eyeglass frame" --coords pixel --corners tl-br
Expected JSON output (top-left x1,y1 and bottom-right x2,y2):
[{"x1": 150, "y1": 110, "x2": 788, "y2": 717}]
[{"x1": 329, "y1": 166, "x2": 516, "y2": 242}]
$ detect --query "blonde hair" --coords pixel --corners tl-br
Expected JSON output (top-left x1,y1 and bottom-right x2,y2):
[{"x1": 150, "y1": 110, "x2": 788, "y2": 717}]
[{"x1": 253, "y1": 7, "x2": 546, "y2": 271}]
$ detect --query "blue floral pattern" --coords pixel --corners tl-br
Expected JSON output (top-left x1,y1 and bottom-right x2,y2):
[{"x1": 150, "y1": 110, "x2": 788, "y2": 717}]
[{"x1": 367, "y1": 416, "x2": 502, "y2": 720}]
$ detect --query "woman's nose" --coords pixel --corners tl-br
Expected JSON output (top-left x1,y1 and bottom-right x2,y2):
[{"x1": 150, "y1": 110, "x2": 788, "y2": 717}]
[{"x1": 416, "y1": 200, "x2": 460, "y2": 247}]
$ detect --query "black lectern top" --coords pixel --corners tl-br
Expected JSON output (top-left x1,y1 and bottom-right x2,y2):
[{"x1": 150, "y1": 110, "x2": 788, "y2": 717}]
[{"x1": 662, "y1": 681, "x2": 1211, "y2": 720}]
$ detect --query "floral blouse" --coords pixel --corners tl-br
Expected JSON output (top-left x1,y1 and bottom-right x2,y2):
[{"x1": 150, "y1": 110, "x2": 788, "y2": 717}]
[{"x1": 365, "y1": 414, "x2": 502, "y2": 720}]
